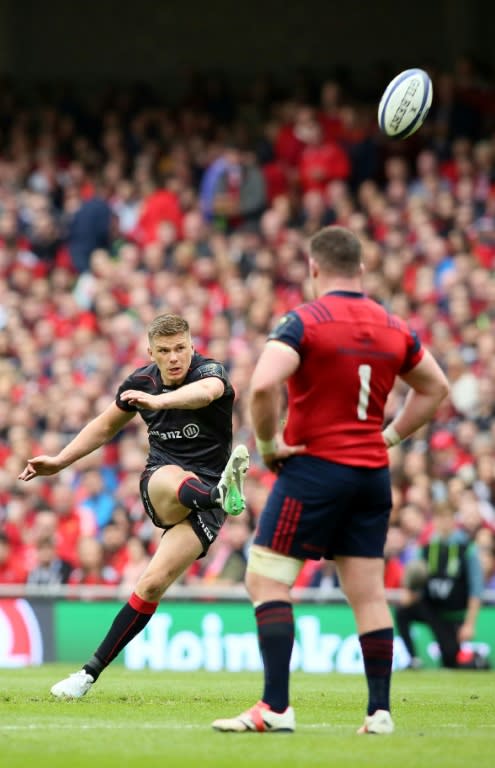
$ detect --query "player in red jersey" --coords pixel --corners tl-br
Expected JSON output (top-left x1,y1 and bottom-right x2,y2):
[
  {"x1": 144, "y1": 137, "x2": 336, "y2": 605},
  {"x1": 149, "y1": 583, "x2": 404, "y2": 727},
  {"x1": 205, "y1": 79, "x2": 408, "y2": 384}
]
[{"x1": 213, "y1": 225, "x2": 449, "y2": 735}]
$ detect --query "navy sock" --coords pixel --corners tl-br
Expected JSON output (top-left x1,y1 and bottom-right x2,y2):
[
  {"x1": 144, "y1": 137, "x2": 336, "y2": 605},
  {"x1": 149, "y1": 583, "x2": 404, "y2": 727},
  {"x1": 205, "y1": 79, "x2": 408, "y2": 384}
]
[
  {"x1": 177, "y1": 477, "x2": 217, "y2": 510},
  {"x1": 256, "y1": 601, "x2": 294, "y2": 713},
  {"x1": 359, "y1": 627, "x2": 394, "y2": 715},
  {"x1": 84, "y1": 593, "x2": 158, "y2": 681}
]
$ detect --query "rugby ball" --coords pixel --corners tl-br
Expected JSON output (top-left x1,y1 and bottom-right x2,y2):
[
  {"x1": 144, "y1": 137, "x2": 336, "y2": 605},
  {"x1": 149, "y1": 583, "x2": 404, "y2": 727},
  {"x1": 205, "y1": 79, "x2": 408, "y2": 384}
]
[{"x1": 378, "y1": 68, "x2": 433, "y2": 139}]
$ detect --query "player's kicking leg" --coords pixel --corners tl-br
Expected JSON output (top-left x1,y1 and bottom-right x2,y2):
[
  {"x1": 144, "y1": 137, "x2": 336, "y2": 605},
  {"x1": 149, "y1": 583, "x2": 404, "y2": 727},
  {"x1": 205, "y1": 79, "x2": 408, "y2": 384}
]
[{"x1": 51, "y1": 522, "x2": 203, "y2": 699}]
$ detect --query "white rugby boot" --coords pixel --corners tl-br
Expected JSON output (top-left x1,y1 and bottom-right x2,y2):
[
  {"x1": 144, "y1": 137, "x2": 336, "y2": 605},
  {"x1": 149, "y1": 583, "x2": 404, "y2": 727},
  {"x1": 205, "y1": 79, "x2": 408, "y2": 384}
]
[
  {"x1": 50, "y1": 670, "x2": 94, "y2": 699},
  {"x1": 212, "y1": 700, "x2": 295, "y2": 732},
  {"x1": 216, "y1": 444, "x2": 249, "y2": 516},
  {"x1": 357, "y1": 709, "x2": 394, "y2": 734}
]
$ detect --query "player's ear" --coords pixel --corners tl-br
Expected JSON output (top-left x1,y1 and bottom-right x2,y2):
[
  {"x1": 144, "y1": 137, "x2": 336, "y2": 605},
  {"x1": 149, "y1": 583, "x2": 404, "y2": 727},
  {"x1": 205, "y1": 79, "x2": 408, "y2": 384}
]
[
  {"x1": 147, "y1": 346, "x2": 154, "y2": 360},
  {"x1": 309, "y1": 257, "x2": 319, "y2": 278}
]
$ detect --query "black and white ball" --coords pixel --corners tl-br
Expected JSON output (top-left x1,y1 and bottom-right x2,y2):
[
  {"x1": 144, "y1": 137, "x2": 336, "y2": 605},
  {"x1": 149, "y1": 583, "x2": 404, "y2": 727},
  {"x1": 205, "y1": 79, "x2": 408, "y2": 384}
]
[{"x1": 378, "y1": 68, "x2": 433, "y2": 139}]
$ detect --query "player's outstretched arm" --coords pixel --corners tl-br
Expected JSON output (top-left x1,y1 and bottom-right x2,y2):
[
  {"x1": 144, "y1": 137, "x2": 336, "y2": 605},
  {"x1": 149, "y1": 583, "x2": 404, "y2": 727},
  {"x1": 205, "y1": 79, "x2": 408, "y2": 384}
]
[
  {"x1": 384, "y1": 349, "x2": 449, "y2": 446},
  {"x1": 18, "y1": 402, "x2": 135, "y2": 481},
  {"x1": 120, "y1": 377, "x2": 224, "y2": 411}
]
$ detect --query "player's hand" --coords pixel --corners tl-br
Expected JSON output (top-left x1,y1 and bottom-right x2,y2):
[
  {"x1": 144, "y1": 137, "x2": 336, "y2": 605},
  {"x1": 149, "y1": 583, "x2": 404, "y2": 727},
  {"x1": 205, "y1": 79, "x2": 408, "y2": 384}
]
[
  {"x1": 262, "y1": 439, "x2": 306, "y2": 474},
  {"x1": 458, "y1": 621, "x2": 475, "y2": 643},
  {"x1": 120, "y1": 390, "x2": 167, "y2": 411},
  {"x1": 18, "y1": 455, "x2": 63, "y2": 481}
]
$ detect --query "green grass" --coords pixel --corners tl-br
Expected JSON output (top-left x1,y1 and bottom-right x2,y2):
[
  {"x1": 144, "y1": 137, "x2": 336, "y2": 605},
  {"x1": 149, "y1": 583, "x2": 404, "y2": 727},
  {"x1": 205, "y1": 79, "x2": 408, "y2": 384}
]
[{"x1": 1, "y1": 666, "x2": 494, "y2": 768}]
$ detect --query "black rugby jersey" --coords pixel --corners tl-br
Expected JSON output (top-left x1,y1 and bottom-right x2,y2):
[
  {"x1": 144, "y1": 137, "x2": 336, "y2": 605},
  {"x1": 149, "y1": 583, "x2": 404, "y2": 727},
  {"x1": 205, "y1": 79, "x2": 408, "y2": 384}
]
[{"x1": 116, "y1": 353, "x2": 234, "y2": 482}]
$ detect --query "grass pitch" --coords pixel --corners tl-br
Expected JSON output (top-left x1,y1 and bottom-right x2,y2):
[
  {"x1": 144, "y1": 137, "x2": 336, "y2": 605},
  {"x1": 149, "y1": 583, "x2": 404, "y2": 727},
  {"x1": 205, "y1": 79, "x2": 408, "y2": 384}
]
[{"x1": 1, "y1": 665, "x2": 494, "y2": 768}]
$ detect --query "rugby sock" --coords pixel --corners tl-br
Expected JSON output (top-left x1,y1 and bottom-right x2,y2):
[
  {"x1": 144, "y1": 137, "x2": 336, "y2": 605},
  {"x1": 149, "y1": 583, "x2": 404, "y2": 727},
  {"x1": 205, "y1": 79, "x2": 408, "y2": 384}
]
[
  {"x1": 255, "y1": 601, "x2": 294, "y2": 713},
  {"x1": 177, "y1": 477, "x2": 218, "y2": 510},
  {"x1": 83, "y1": 592, "x2": 158, "y2": 681},
  {"x1": 359, "y1": 627, "x2": 394, "y2": 715}
]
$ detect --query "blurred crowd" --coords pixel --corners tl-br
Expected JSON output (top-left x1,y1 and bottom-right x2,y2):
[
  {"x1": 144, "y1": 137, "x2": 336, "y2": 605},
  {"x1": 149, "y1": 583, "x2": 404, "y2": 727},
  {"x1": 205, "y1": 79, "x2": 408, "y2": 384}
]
[{"x1": 0, "y1": 57, "x2": 495, "y2": 597}]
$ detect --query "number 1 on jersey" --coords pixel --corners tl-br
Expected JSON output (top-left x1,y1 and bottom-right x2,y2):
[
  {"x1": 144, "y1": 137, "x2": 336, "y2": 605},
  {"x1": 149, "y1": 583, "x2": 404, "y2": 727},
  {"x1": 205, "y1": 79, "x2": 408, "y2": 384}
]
[{"x1": 357, "y1": 364, "x2": 371, "y2": 421}]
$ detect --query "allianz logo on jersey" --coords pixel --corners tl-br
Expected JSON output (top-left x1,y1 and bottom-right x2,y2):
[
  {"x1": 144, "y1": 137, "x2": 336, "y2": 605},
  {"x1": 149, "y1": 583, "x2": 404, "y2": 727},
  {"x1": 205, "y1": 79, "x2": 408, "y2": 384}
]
[{"x1": 150, "y1": 423, "x2": 200, "y2": 440}]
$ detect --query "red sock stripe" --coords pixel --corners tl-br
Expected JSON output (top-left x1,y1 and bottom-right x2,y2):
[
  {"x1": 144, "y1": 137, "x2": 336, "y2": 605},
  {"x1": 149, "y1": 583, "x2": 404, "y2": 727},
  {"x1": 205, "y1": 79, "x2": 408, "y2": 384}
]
[
  {"x1": 104, "y1": 614, "x2": 142, "y2": 663},
  {"x1": 256, "y1": 603, "x2": 291, "y2": 615},
  {"x1": 364, "y1": 639, "x2": 393, "y2": 648},
  {"x1": 360, "y1": 635, "x2": 393, "y2": 677},
  {"x1": 257, "y1": 613, "x2": 293, "y2": 627},
  {"x1": 362, "y1": 639, "x2": 393, "y2": 657},
  {"x1": 129, "y1": 592, "x2": 159, "y2": 615}
]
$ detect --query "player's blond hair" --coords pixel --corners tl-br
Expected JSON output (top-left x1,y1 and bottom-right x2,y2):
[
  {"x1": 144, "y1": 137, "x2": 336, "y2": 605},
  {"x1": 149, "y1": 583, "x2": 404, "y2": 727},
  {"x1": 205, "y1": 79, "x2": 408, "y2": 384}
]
[
  {"x1": 148, "y1": 314, "x2": 190, "y2": 342},
  {"x1": 310, "y1": 226, "x2": 362, "y2": 277}
]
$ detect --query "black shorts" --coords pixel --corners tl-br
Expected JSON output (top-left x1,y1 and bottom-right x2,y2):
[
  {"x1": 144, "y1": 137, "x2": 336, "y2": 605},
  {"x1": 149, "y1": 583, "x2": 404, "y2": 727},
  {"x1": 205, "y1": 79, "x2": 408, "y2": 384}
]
[
  {"x1": 254, "y1": 455, "x2": 392, "y2": 560},
  {"x1": 139, "y1": 467, "x2": 225, "y2": 558}
]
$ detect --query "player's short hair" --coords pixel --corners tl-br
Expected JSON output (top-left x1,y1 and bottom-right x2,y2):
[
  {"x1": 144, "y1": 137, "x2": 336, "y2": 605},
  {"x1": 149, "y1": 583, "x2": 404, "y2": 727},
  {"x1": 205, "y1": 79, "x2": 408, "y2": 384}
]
[
  {"x1": 309, "y1": 225, "x2": 362, "y2": 276},
  {"x1": 148, "y1": 314, "x2": 190, "y2": 342}
]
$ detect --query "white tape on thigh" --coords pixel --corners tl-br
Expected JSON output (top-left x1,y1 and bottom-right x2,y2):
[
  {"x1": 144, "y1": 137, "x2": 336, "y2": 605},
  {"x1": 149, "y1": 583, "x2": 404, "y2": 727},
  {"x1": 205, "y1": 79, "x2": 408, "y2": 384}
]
[{"x1": 247, "y1": 546, "x2": 303, "y2": 586}]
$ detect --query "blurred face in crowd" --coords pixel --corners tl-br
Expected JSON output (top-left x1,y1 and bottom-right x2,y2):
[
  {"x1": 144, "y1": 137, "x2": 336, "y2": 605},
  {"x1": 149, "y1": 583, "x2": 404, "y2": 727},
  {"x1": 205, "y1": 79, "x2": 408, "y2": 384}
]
[
  {"x1": 36, "y1": 538, "x2": 57, "y2": 566},
  {"x1": 148, "y1": 332, "x2": 194, "y2": 386},
  {"x1": 432, "y1": 505, "x2": 457, "y2": 538},
  {"x1": 78, "y1": 537, "x2": 104, "y2": 571}
]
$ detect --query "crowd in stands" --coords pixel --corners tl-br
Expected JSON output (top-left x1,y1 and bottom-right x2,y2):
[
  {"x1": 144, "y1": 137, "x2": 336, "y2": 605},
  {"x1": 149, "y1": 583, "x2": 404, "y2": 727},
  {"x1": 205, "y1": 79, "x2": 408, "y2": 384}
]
[{"x1": 0, "y1": 57, "x2": 495, "y2": 598}]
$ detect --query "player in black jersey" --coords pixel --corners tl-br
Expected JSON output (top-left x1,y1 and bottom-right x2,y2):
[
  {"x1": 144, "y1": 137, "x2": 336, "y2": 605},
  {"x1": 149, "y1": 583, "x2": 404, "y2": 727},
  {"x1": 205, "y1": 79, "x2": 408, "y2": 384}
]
[{"x1": 18, "y1": 313, "x2": 249, "y2": 698}]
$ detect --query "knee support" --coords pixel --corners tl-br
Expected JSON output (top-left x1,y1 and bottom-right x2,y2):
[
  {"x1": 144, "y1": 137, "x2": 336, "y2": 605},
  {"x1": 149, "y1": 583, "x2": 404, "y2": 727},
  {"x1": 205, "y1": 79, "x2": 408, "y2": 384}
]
[{"x1": 247, "y1": 545, "x2": 303, "y2": 586}]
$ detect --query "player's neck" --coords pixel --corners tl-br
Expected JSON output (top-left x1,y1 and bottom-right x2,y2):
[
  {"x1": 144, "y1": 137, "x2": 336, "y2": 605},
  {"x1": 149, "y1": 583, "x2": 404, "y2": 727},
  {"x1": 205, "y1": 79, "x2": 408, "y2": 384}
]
[{"x1": 316, "y1": 276, "x2": 363, "y2": 295}]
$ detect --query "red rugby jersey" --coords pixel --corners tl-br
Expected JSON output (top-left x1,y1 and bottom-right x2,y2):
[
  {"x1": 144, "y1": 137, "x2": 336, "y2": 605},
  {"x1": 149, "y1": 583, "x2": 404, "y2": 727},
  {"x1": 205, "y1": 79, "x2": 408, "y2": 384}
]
[{"x1": 268, "y1": 291, "x2": 424, "y2": 468}]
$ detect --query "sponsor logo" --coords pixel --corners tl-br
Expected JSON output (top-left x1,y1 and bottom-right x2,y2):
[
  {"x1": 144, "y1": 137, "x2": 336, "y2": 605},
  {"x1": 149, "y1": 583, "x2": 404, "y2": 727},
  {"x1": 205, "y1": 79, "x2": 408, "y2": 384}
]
[
  {"x1": 390, "y1": 78, "x2": 420, "y2": 131},
  {"x1": 183, "y1": 423, "x2": 200, "y2": 438},
  {"x1": 124, "y1": 613, "x2": 410, "y2": 673},
  {"x1": 150, "y1": 429, "x2": 183, "y2": 440},
  {"x1": 0, "y1": 599, "x2": 43, "y2": 667},
  {"x1": 428, "y1": 578, "x2": 454, "y2": 600},
  {"x1": 149, "y1": 423, "x2": 200, "y2": 441},
  {"x1": 195, "y1": 513, "x2": 214, "y2": 542}
]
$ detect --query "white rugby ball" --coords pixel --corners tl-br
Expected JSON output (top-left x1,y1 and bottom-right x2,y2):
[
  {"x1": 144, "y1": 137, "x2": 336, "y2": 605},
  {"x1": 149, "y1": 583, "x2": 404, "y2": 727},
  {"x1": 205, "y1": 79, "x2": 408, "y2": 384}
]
[{"x1": 378, "y1": 68, "x2": 433, "y2": 139}]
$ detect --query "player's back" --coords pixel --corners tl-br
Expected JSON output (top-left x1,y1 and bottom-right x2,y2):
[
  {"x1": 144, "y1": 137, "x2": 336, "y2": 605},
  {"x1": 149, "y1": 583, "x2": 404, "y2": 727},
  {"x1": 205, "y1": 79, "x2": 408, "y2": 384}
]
[{"x1": 282, "y1": 291, "x2": 423, "y2": 467}]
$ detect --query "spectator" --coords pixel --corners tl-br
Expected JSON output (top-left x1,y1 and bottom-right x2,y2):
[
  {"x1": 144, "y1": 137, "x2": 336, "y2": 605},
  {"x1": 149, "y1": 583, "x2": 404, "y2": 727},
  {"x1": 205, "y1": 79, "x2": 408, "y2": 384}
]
[
  {"x1": 0, "y1": 532, "x2": 27, "y2": 583},
  {"x1": 199, "y1": 516, "x2": 252, "y2": 585},
  {"x1": 49, "y1": 484, "x2": 89, "y2": 566},
  {"x1": 298, "y1": 117, "x2": 350, "y2": 193},
  {"x1": 383, "y1": 526, "x2": 406, "y2": 589},
  {"x1": 27, "y1": 536, "x2": 72, "y2": 586},
  {"x1": 100, "y1": 521, "x2": 129, "y2": 578},
  {"x1": 210, "y1": 145, "x2": 266, "y2": 233},
  {"x1": 395, "y1": 501, "x2": 489, "y2": 669},
  {"x1": 68, "y1": 536, "x2": 119, "y2": 587},
  {"x1": 133, "y1": 178, "x2": 182, "y2": 246},
  {"x1": 119, "y1": 536, "x2": 151, "y2": 596},
  {"x1": 67, "y1": 185, "x2": 114, "y2": 273},
  {"x1": 76, "y1": 469, "x2": 116, "y2": 530}
]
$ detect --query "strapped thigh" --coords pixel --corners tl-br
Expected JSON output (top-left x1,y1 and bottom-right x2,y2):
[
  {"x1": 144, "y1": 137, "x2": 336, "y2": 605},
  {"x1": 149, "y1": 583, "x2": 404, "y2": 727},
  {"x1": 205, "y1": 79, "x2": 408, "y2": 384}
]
[{"x1": 247, "y1": 545, "x2": 303, "y2": 586}]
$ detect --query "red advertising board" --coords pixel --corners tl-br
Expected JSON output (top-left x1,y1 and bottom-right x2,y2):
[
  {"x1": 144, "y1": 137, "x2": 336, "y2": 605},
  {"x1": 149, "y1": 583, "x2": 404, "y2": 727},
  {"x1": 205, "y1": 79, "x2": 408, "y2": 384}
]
[{"x1": 0, "y1": 598, "x2": 54, "y2": 665}]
